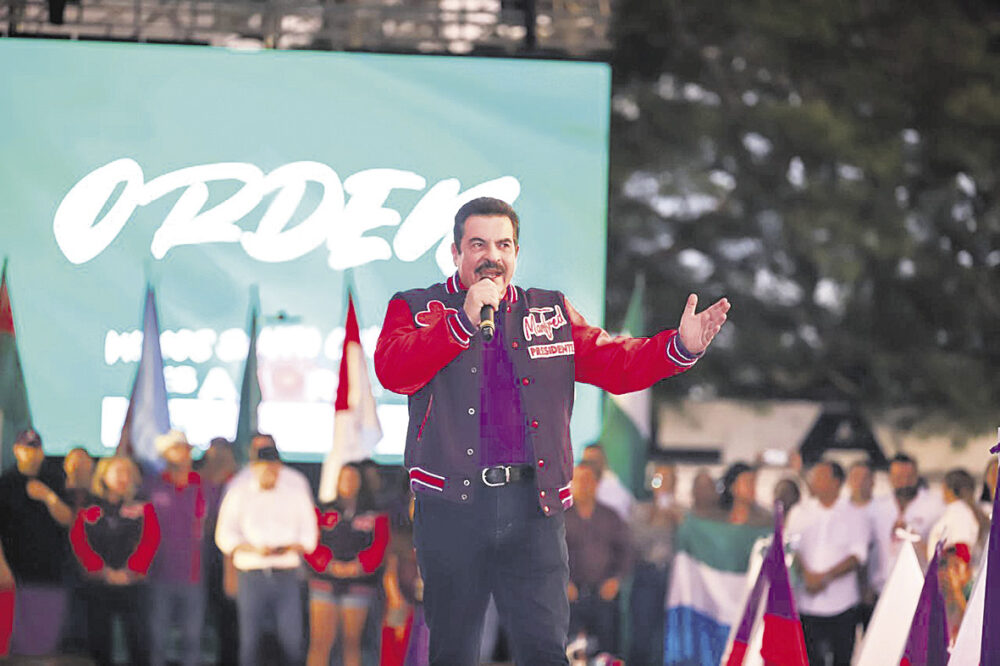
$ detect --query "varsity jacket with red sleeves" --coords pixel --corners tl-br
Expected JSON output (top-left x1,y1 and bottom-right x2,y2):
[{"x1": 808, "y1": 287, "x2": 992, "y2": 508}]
[{"x1": 374, "y1": 272, "x2": 701, "y2": 516}]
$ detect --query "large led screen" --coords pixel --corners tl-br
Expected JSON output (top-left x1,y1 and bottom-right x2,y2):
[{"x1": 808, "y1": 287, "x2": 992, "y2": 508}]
[{"x1": 0, "y1": 39, "x2": 611, "y2": 461}]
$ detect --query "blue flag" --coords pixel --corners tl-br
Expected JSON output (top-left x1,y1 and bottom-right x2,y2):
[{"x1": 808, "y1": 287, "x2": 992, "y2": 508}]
[{"x1": 117, "y1": 286, "x2": 170, "y2": 472}]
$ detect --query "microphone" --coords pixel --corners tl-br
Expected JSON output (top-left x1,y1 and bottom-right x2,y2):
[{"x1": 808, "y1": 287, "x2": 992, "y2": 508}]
[{"x1": 480, "y1": 305, "x2": 495, "y2": 342}]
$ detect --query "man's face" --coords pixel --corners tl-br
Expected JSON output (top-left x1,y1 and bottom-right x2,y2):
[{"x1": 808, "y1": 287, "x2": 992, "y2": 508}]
[
  {"x1": 252, "y1": 461, "x2": 281, "y2": 490},
  {"x1": 64, "y1": 450, "x2": 94, "y2": 483},
  {"x1": 571, "y1": 465, "x2": 598, "y2": 503},
  {"x1": 250, "y1": 435, "x2": 274, "y2": 453},
  {"x1": 808, "y1": 464, "x2": 840, "y2": 502},
  {"x1": 581, "y1": 447, "x2": 606, "y2": 477},
  {"x1": 889, "y1": 461, "x2": 918, "y2": 491},
  {"x1": 847, "y1": 465, "x2": 873, "y2": 501},
  {"x1": 451, "y1": 215, "x2": 518, "y2": 291},
  {"x1": 13, "y1": 444, "x2": 43, "y2": 476},
  {"x1": 163, "y1": 443, "x2": 192, "y2": 468}
]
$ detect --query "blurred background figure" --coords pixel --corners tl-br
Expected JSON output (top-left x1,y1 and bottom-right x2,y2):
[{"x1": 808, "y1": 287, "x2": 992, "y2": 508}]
[
  {"x1": 869, "y1": 453, "x2": 945, "y2": 598},
  {"x1": 147, "y1": 430, "x2": 206, "y2": 666},
  {"x1": 215, "y1": 442, "x2": 317, "y2": 666},
  {"x1": 0, "y1": 429, "x2": 73, "y2": 657},
  {"x1": 628, "y1": 461, "x2": 680, "y2": 666},
  {"x1": 200, "y1": 436, "x2": 240, "y2": 665},
  {"x1": 690, "y1": 468, "x2": 722, "y2": 519},
  {"x1": 305, "y1": 462, "x2": 389, "y2": 666},
  {"x1": 979, "y1": 457, "x2": 997, "y2": 519},
  {"x1": 381, "y1": 492, "x2": 427, "y2": 666},
  {"x1": 582, "y1": 443, "x2": 634, "y2": 522},
  {"x1": 929, "y1": 468, "x2": 980, "y2": 642},
  {"x1": 773, "y1": 477, "x2": 801, "y2": 518},
  {"x1": 845, "y1": 459, "x2": 877, "y2": 631},
  {"x1": 787, "y1": 461, "x2": 868, "y2": 666},
  {"x1": 60, "y1": 446, "x2": 96, "y2": 656},
  {"x1": 71, "y1": 455, "x2": 160, "y2": 666},
  {"x1": 565, "y1": 460, "x2": 631, "y2": 658},
  {"x1": 720, "y1": 462, "x2": 770, "y2": 527}
]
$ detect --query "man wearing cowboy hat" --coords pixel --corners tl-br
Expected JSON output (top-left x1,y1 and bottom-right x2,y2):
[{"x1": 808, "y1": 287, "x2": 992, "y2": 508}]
[{"x1": 146, "y1": 429, "x2": 207, "y2": 666}]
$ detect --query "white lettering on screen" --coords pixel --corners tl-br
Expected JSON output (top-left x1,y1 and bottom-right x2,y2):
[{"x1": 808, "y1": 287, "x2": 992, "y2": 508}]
[{"x1": 53, "y1": 159, "x2": 521, "y2": 274}]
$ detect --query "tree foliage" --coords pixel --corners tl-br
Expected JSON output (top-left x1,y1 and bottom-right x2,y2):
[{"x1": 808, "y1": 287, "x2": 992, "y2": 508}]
[{"x1": 606, "y1": 0, "x2": 1000, "y2": 435}]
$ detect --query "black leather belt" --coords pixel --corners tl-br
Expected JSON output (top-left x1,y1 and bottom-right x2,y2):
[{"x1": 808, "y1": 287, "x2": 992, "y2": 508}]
[{"x1": 481, "y1": 464, "x2": 535, "y2": 487}]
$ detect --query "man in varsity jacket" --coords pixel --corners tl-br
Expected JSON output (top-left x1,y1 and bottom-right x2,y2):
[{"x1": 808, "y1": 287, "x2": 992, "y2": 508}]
[{"x1": 374, "y1": 196, "x2": 729, "y2": 665}]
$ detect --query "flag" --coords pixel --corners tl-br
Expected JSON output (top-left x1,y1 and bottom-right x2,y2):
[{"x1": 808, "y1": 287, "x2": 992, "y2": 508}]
[
  {"x1": 759, "y1": 505, "x2": 808, "y2": 666},
  {"x1": 900, "y1": 544, "x2": 949, "y2": 666},
  {"x1": 664, "y1": 514, "x2": 771, "y2": 666},
  {"x1": 117, "y1": 286, "x2": 170, "y2": 472},
  {"x1": 234, "y1": 287, "x2": 261, "y2": 465},
  {"x1": 980, "y1": 438, "x2": 1000, "y2": 666},
  {"x1": 723, "y1": 553, "x2": 768, "y2": 666},
  {"x1": 856, "y1": 540, "x2": 925, "y2": 666},
  {"x1": 318, "y1": 292, "x2": 382, "y2": 503},
  {"x1": 598, "y1": 273, "x2": 649, "y2": 494},
  {"x1": 0, "y1": 259, "x2": 32, "y2": 471}
]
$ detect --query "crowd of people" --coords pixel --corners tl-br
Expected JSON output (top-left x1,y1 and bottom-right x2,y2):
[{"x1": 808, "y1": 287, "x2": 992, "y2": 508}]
[{"x1": 1, "y1": 423, "x2": 996, "y2": 666}]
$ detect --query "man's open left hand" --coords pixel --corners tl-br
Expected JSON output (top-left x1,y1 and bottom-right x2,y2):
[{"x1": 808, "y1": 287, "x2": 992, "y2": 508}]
[{"x1": 678, "y1": 294, "x2": 730, "y2": 355}]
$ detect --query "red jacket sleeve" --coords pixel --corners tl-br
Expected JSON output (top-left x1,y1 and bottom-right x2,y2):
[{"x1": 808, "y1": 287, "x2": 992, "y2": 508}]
[
  {"x1": 358, "y1": 514, "x2": 390, "y2": 574},
  {"x1": 567, "y1": 298, "x2": 699, "y2": 394},
  {"x1": 126, "y1": 503, "x2": 161, "y2": 575},
  {"x1": 70, "y1": 506, "x2": 106, "y2": 573},
  {"x1": 304, "y1": 508, "x2": 334, "y2": 573},
  {"x1": 374, "y1": 297, "x2": 475, "y2": 395}
]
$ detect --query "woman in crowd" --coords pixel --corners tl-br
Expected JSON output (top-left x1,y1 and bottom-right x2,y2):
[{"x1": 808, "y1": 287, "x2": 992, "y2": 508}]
[
  {"x1": 69, "y1": 456, "x2": 161, "y2": 666},
  {"x1": 305, "y1": 462, "x2": 390, "y2": 666},
  {"x1": 381, "y1": 491, "x2": 427, "y2": 666},
  {"x1": 720, "y1": 462, "x2": 771, "y2": 527}
]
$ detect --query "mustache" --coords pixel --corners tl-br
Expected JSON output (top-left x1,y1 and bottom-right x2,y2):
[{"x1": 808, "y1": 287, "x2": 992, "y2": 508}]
[{"x1": 475, "y1": 261, "x2": 505, "y2": 275}]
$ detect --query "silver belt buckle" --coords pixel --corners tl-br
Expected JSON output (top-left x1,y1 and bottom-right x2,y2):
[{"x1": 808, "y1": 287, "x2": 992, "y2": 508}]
[{"x1": 482, "y1": 465, "x2": 511, "y2": 487}]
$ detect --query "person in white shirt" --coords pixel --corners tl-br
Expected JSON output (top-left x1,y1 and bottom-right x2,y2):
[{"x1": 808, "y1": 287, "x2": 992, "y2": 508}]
[
  {"x1": 582, "y1": 443, "x2": 634, "y2": 522},
  {"x1": 786, "y1": 460, "x2": 869, "y2": 666},
  {"x1": 868, "y1": 454, "x2": 945, "y2": 595},
  {"x1": 927, "y1": 468, "x2": 981, "y2": 560},
  {"x1": 215, "y1": 442, "x2": 319, "y2": 666},
  {"x1": 846, "y1": 459, "x2": 878, "y2": 630}
]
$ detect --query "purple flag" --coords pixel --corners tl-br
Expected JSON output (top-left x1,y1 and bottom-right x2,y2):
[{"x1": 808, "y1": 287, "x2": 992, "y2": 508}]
[
  {"x1": 901, "y1": 544, "x2": 948, "y2": 666},
  {"x1": 760, "y1": 503, "x2": 808, "y2": 666}
]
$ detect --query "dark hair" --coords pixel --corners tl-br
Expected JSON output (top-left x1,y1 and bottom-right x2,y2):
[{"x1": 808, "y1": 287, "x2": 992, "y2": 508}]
[
  {"x1": 66, "y1": 446, "x2": 92, "y2": 459},
  {"x1": 890, "y1": 453, "x2": 918, "y2": 470},
  {"x1": 820, "y1": 460, "x2": 846, "y2": 484},
  {"x1": 944, "y1": 468, "x2": 976, "y2": 499},
  {"x1": 773, "y1": 478, "x2": 801, "y2": 513},
  {"x1": 336, "y1": 462, "x2": 376, "y2": 513},
  {"x1": 719, "y1": 462, "x2": 755, "y2": 510},
  {"x1": 453, "y1": 197, "x2": 520, "y2": 249}
]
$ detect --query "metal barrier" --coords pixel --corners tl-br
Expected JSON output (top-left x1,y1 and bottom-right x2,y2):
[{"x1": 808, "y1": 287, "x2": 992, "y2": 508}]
[{"x1": 1, "y1": 0, "x2": 611, "y2": 56}]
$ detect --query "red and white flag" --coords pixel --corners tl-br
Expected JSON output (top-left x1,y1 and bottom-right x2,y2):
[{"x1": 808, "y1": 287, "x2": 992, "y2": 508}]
[{"x1": 318, "y1": 293, "x2": 382, "y2": 502}]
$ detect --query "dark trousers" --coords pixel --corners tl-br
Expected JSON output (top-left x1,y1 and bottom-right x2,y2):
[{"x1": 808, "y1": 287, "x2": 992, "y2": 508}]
[
  {"x1": 236, "y1": 568, "x2": 306, "y2": 666},
  {"x1": 800, "y1": 608, "x2": 856, "y2": 666},
  {"x1": 149, "y1": 581, "x2": 206, "y2": 666},
  {"x1": 85, "y1": 582, "x2": 150, "y2": 666},
  {"x1": 568, "y1": 593, "x2": 616, "y2": 656},
  {"x1": 413, "y1": 480, "x2": 570, "y2": 666},
  {"x1": 628, "y1": 561, "x2": 668, "y2": 665}
]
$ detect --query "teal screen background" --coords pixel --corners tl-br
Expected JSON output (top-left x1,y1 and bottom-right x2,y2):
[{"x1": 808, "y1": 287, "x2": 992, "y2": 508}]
[{"x1": 0, "y1": 39, "x2": 611, "y2": 461}]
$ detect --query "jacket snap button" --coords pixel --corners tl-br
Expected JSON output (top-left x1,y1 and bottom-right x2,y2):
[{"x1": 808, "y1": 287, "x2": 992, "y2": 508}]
[
  {"x1": 466, "y1": 448, "x2": 474, "y2": 456},
  {"x1": 543, "y1": 506, "x2": 550, "y2": 513},
  {"x1": 507, "y1": 305, "x2": 512, "y2": 312},
  {"x1": 538, "y1": 459, "x2": 545, "y2": 467},
  {"x1": 461, "y1": 494, "x2": 468, "y2": 501},
  {"x1": 464, "y1": 479, "x2": 470, "y2": 486},
  {"x1": 540, "y1": 491, "x2": 546, "y2": 498},
  {"x1": 471, "y1": 367, "x2": 477, "y2": 374},
  {"x1": 511, "y1": 341, "x2": 519, "y2": 349},
  {"x1": 468, "y1": 407, "x2": 476, "y2": 415},
  {"x1": 522, "y1": 377, "x2": 530, "y2": 385},
  {"x1": 531, "y1": 420, "x2": 539, "y2": 428}
]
